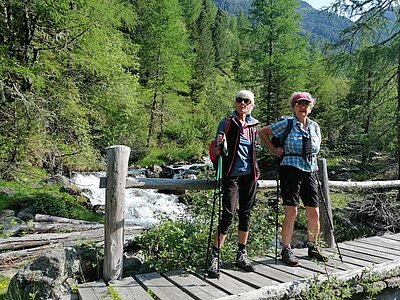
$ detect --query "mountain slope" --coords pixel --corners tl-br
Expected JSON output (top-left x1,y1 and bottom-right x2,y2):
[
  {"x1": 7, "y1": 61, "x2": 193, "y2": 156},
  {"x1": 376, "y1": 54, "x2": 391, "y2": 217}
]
[{"x1": 212, "y1": 0, "x2": 352, "y2": 44}]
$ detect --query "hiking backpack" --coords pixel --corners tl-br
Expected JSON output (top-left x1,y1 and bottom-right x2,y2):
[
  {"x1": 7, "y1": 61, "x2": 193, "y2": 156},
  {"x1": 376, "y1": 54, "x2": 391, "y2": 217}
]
[
  {"x1": 271, "y1": 116, "x2": 317, "y2": 163},
  {"x1": 270, "y1": 116, "x2": 294, "y2": 162}
]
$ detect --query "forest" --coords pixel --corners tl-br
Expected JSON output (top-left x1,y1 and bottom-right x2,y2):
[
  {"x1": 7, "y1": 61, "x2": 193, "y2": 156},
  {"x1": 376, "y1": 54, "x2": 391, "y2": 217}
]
[{"x1": 0, "y1": 0, "x2": 399, "y2": 178}]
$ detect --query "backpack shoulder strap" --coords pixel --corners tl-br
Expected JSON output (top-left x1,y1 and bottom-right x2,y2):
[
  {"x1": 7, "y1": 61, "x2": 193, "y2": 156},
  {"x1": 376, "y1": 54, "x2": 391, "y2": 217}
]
[
  {"x1": 223, "y1": 117, "x2": 232, "y2": 135},
  {"x1": 281, "y1": 118, "x2": 294, "y2": 146}
]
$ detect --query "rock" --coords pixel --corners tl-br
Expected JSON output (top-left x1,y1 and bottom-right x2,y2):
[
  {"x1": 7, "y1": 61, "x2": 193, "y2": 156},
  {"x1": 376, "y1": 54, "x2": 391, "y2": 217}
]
[
  {"x1": 145, "y1": 170, "x2": 160, "y2": 178},
  {"x1": 6, "y1": 246, "x2": 102, "y2": 300},
  {"x1": 123, "y1": 251, "x2": 143, "y2": 276},
  {"x1": 329, "y1": 172, "x2": 352, "y2": 181},
  {"x1": 17, "y1": 206, "x2": 37, "y2": 221},
  {"x1": 0, "y1": 186, "x2": 15, "y2": 196},
  {"x1": 7, "y1": 246, "x2": 80, "y2": 300},
  {"x1": 0, "y1": 210, "x2": 26, "y2": 237},
  {"x1": 0, "y1": 209, "x2": 15, "y2": 218},
  {"x1": 93, "y1": 204, "x2": 105, "y2": 215},
  {"x1": 145, "y1": 165, "x2": 163, "y2": 178}
]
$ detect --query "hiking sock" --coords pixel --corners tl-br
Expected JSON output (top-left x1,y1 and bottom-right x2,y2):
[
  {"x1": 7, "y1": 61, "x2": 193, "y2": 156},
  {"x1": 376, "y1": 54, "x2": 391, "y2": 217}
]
[
  {"x1": 307, "y1": 241, "x2": 316, "y2": 248},
  {"x1": 238, "y1": 243, "x2": 246, "y2": 252},
  {"x1": 212, "y1": 246, "x2": 219, "y2": 257}
]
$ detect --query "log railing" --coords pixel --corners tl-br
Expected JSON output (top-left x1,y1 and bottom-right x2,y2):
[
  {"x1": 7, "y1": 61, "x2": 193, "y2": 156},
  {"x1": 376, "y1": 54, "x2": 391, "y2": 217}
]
[{"x1": 101, "y1": 145, "x2": 400, "y2": 282}]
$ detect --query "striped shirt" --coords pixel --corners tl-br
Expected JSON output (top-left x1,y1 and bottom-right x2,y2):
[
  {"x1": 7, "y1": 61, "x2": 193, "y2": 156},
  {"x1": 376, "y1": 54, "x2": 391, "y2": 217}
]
[{"x1": 268, "y1": 117, "x2": 321, "y2": 172}]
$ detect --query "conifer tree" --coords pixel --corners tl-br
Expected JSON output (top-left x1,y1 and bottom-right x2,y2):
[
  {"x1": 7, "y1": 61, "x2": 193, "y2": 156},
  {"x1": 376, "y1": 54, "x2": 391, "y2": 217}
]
[
  {"x1": 212, "y1": 8, "x2": 231, "y2": 73},
  {"x1": 331, "y1": 0, "x2": 399, "y2": 175},
  {"x1": 231, "y1": 10, "x2": 251, "y2": 83},
  {"x1": 0, "y1": 0, "x2": 140, "y2": 174},
  {"x1": 191, "y1": 0, "x2": 216, "y2": 103},
  {"x1": 131, "y1": 0, "x2": 192, "y2": 148},
  {"x1": 248, "y1": 0, "x2": 308, "y2": 124}
]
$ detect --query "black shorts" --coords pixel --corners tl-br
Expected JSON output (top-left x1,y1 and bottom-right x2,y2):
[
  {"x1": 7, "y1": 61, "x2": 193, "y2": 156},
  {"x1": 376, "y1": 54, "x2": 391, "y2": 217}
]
[
  {"x1": 219, "y1": 173, "x2": 257, "y2": 233},
  {"x1": 280, "y1": 165, "x2": 319, "y2": 207}
]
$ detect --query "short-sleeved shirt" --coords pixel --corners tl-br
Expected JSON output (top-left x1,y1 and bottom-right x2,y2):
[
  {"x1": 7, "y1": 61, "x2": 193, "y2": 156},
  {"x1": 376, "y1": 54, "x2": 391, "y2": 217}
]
[{"x1": 268, "y1": 117, "x2": 321, "y2": 172}]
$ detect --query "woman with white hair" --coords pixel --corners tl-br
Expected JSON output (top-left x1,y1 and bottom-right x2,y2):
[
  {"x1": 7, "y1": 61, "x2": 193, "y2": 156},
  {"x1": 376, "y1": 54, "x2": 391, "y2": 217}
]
[
  {"x1": 207, "y1": 90, "x2": 259, "y2": 278},
  {"x1": 258, "y1": 91, "x2": 327, "y2": 266}
]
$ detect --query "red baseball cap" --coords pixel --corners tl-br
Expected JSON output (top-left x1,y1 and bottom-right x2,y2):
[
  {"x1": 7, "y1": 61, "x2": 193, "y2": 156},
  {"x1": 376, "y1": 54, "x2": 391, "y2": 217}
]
[{"x1": 291, "y1": 92, "x2": 312, "y2": 106}]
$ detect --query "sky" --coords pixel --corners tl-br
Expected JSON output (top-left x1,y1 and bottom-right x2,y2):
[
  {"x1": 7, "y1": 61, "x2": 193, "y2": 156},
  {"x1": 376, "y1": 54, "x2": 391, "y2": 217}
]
[{"x1": 306, "y1": 0, "x2": 335, "y2": 10}]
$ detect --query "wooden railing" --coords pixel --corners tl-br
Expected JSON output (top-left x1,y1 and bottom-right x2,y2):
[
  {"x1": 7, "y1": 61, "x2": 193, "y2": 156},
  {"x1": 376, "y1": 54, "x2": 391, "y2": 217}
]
[{"x1": 100, "y1": 145, "x2": 400, "y2": 282}]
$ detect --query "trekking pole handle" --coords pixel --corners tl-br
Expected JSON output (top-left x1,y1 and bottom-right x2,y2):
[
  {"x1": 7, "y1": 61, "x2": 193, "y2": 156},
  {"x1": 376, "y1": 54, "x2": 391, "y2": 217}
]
[{"x1": 217, "y1": 132, "x2": 228, "y2": 156}]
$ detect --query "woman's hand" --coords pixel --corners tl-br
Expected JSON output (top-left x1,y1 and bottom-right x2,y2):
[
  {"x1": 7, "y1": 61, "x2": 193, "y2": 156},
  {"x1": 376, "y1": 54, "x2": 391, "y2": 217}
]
[{"x1": 272, "y1": 147, "x2": 284, "y2": 158}]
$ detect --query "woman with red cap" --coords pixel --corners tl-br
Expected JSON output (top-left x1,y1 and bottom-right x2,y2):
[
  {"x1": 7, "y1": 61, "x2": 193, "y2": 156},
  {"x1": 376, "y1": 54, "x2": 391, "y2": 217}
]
[{"x1": 258, "y1": 91, "x2": 327, "y2": 266}]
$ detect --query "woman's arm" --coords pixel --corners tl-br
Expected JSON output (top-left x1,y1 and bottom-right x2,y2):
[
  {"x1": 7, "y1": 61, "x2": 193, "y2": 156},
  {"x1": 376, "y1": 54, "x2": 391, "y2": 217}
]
[{"x1": 258, "y1": 126, "x2": 284, "y2": 158}]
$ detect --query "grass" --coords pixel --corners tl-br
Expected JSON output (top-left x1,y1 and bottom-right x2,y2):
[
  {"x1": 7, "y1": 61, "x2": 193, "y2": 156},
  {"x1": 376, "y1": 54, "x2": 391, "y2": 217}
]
[
  {"x1": 0, "y1": 167, "x2": 103, "y2": 224},
  {"x1": 0, "y1": 276, "x2": 10, "y2": 299}
]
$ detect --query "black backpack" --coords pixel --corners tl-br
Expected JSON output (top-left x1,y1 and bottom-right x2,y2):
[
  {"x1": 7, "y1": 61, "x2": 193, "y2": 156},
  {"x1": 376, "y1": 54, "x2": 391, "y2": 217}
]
[{"x1": 270, "y1": 117, "x2": 294, "y2": 162}]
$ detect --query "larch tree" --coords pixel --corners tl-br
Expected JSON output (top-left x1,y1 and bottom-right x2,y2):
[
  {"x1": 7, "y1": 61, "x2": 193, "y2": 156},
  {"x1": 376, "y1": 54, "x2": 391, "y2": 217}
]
[
  {"x1": 248, "y1": 0, "x2": 309, "y2": 124},
  {"x1": 331, "y1": 0, "x2": 400, "y2": 175},
  {"x1": 130, "y1": 0, "x2": 192, "y2": 148},
  {"x1": 0, "y1": 0, "x2": 140, "y2": 175},
  {"x1": 190, "y1": 0, "x2": 216, "y2": 104},
  {"x1": 212, "y1": 8, "x2": 231, "y2": 73}
]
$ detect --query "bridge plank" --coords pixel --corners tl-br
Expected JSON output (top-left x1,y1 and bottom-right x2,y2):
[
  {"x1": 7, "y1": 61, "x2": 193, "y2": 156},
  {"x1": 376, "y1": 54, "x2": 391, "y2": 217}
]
[
  {"x1": 198, "y1": 270, "x2": 255, "y2": 294},
  {"x1": 340, "y1": 242, "x2": 400, "y2": 260},
  {"x1": 221, "y1": 267, "x2": 281, "y2": 288},
  {"x1": 252, "y1": 261, "x2": 303, "y2": 282},
  {"x1": 253, "y1": 256, "x2": 321, "y2": 278},
  {"x1": 358, "y1": 236, "x2": 400, "y2": 249},
  {"x1": 291, "y1": 248, "x2": 359, "y2": 271},
  {"x1": 134, "y1": 272, "x2": 195, "y2": 300},
  {"x1": 380, "y1": 234, "x2": 400, "y2": 242},
  {"x1": 164, "y1": 269, "x2": 229, "y2": 299},
  {"x1": 345, "y1": 240, "x2": 400, "y2": 256},
  {"x1": 109, "y1": 277, "x2": 153, "y2": 300},
  {"x1": 78, "y1": 280, "x2": 113, "y2": 300},
  {"x1": 325, "y1": 247, "x2": 390, "y2": 264}
]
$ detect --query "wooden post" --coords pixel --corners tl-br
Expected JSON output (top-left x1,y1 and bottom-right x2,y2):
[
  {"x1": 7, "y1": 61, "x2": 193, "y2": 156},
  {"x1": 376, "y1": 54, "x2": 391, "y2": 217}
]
[
  {"x1": 103, "y1": 145, "x2": 130, "y2": 282},
  {"x1": 317, "y1": 158, "x2": 335, "y2": 248}
]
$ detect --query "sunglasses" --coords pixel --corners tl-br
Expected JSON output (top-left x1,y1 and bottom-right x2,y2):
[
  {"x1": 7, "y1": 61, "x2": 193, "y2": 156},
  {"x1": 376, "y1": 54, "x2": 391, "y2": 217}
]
[
  {"x1": 294, "y1": 101, "x2": 311, "y2": 107},
  {"x1": 236, "y1": 97, "x2": 252, "y2": 105}
]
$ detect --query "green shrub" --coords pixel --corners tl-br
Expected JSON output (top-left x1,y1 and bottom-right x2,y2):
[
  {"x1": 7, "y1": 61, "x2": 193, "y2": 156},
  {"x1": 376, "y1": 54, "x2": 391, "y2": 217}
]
[
  {"x1": 133, "y1": 219, "x2": 208, "y2": 273},
  {"x1": 132, "y1": 190, "x2": 277, "y2": 272},
  {"x1": 137, "y1": 143, "x2": 204, "y2": 166}
]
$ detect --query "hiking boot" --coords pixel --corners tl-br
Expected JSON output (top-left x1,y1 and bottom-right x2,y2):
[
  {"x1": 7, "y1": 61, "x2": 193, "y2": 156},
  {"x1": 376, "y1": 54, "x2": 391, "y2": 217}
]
[
  {"x1": 236, "y1": 250, "x2": 255, "y2": 272},
  {"x1": 207, "y1": 255, "x2": 220, "y2": 278},
  {"x1": 308, "y1": 245, "x2": 328, "y2": 262},
  {"x1": 281, "y1": 247, "x2": 300, "y2": 266}
]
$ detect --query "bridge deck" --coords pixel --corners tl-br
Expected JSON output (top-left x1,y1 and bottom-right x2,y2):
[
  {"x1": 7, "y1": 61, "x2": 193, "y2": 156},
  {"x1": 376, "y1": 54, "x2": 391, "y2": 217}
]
[{"x1": 78, "y1": 233, "x2": 400, "y2": 300}]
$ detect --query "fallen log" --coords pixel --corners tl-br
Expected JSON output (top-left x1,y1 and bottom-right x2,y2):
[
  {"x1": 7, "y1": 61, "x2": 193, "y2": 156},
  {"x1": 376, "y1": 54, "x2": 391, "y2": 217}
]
[
  {"x1": 28, "y1": 222, "x2": 104, "y2": 233},
  {"x1": 99, "y1": 177, "x2": 400, "y2": 191},
  {"x1": 0, "y1": 227, "x2": 144, "y2": 252},
  {"x1": 34, "y1": 214, "x2": 101, "y2": 225}
]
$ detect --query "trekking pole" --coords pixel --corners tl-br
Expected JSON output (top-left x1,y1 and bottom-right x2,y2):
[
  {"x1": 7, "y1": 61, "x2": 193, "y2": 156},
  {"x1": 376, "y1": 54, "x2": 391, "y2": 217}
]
[
  {"x1": 216, "y1": 133, "x2": 227, "y2": 278},
  {"x1": 216, "y1": 154, "x2": 223, "y2": 278},
  {"x1": 315, "y1": 172, "x2": 344, "y2": 263},
  {"x1": 204, "y1": 133, "x2": 227, "y2": 279},
  {"x1": 274, "y1": 162, "x2": 280, "y2": 265},
  {"x1": 204, "y1": 161, "x2": 220, "y2": 279}
]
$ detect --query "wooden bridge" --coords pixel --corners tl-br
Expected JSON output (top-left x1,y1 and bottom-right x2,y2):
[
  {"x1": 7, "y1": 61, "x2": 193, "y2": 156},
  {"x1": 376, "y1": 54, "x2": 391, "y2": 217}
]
[
  {"x1": 77, "y1": 145, "x2": 400, "y2": 299},
  {"x1": 77, "y1": 232, "x2": 400, "y2": 299}
]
